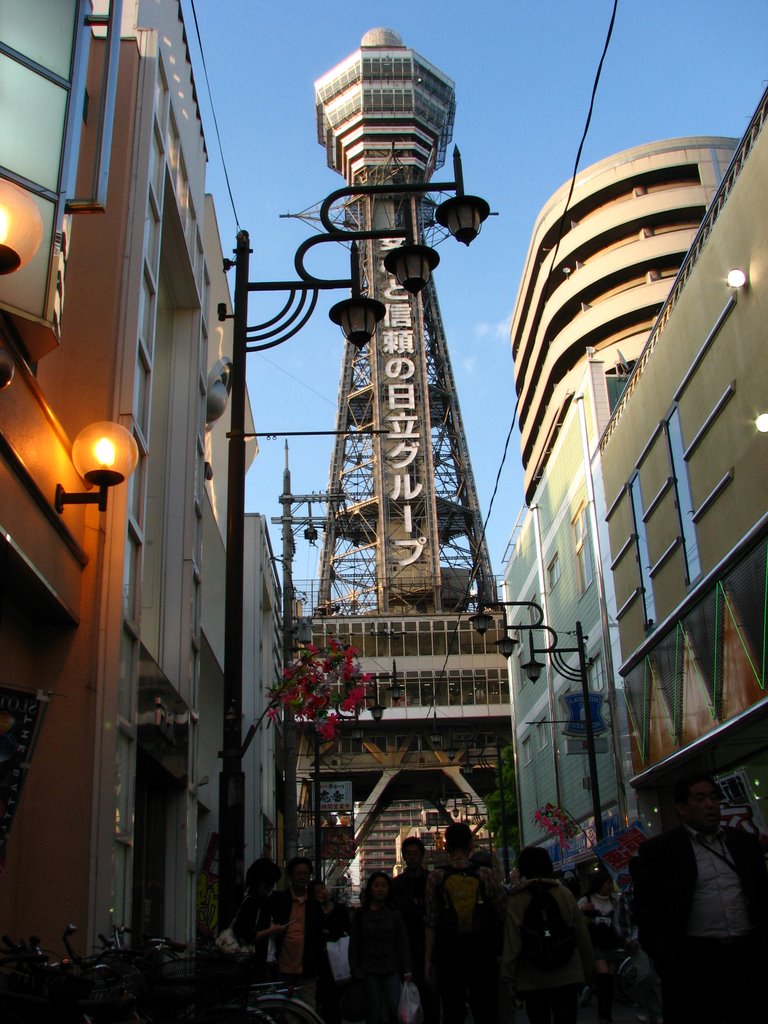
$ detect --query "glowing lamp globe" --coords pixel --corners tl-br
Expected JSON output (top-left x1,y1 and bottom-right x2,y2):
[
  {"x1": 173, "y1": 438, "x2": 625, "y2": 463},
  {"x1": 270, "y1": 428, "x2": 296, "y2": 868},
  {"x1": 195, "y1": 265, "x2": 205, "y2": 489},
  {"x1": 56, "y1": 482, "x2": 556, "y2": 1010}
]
[
  {"x1": 0, "y1": 179, "x2": 44, "y2": 274},
  {"x1": 72, "y1": 422, "x2": 139, "y2": 487}
]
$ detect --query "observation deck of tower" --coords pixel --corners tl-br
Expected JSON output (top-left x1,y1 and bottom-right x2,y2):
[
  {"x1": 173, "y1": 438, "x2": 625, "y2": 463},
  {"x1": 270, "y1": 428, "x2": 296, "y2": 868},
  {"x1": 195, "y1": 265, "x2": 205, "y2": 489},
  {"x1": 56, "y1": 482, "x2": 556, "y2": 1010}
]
[
  {"x1": 314, "y1": 27, "x2": 495, "y2": 617},
  {"x1": 295, "y1": 32, "x2": 510, "y2": 881}
]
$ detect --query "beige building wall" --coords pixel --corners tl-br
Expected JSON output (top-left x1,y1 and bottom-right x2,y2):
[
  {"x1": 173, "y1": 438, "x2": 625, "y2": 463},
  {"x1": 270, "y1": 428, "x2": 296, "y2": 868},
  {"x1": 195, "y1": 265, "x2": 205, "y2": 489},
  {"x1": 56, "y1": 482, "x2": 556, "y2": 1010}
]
[
  {"x1": 600, "y1": 88, "x2": 768, "y2": 819},
  {"x1": 511, "y1": 139, "x2": 737, "y2": 502}
]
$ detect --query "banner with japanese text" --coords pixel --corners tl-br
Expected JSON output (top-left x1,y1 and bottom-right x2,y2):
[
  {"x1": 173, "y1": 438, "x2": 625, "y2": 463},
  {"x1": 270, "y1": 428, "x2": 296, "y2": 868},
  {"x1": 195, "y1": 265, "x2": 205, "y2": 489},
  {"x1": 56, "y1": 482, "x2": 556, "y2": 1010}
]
[{"x1": 0, "y1": 687, "x2": 47, "y2": 849}]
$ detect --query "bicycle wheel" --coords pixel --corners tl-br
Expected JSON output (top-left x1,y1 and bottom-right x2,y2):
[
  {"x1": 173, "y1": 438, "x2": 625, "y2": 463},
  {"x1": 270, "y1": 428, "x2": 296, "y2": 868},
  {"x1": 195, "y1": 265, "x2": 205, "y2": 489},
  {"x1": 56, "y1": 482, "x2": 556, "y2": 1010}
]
[
  {"x1": 252, "y1": 994, "x2": 324, "y2": 1024},
  {"x1": 614, "y1": 955, "x2": 638, "y2": 1004}
]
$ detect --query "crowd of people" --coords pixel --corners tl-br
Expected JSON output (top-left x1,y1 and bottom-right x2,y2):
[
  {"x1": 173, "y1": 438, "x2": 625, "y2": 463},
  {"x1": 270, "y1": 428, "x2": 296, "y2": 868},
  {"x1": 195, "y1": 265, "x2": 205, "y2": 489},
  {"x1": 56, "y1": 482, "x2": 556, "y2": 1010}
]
[{"x1": 220, "y1": 773, "x2": 768, "y2": 1024}]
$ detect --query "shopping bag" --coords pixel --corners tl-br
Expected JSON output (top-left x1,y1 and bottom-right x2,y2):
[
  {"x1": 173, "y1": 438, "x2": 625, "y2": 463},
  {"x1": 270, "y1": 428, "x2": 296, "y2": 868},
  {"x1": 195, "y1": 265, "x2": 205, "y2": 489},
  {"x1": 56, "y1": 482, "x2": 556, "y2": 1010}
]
[
  {"x1": 326, "y1": 934, "x2": 351, "y2": 984},
  {"x1": 397, "y1": 980, "x2": 423, "y2": 1024}
]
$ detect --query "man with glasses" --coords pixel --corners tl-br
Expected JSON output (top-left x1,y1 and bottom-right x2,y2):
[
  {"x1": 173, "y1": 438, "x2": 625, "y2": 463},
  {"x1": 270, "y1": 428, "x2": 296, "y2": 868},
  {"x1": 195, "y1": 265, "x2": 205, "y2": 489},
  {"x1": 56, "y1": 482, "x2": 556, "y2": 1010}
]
[{"x1": 634, "y1": 773, "x2": 768, "y2": 1023}]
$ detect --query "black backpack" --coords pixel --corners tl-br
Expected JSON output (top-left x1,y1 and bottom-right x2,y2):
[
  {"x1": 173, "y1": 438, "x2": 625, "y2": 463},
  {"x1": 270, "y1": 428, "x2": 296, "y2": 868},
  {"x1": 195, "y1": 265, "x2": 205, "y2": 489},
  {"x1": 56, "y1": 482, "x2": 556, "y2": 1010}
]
[{"x1": 519, "y1": 882, "x2": 576, "y2": 969}]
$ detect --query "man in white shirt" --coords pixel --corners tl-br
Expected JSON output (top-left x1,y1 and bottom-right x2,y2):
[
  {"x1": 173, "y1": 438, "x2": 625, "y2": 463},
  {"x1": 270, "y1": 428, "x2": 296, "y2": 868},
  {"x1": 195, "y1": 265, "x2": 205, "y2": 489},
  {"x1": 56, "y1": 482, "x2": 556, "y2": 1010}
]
[{"x1": 634, "y1": 773, "x2": 768, "y2": 1023}]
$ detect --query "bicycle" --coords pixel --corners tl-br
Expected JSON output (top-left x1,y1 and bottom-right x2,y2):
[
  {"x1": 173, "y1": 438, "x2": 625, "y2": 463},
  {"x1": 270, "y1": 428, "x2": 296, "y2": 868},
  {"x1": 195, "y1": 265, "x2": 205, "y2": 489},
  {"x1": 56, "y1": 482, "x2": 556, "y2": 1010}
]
[
  {"x1": 248, "y1": 982, "x2": 324, "y2": 1024},
  {"x1": 614, "y1": 952, "x2": 638, "y2": 1004},
  {"x1": 143, "y1": 956, "x2": 324, "y2": 1024}
]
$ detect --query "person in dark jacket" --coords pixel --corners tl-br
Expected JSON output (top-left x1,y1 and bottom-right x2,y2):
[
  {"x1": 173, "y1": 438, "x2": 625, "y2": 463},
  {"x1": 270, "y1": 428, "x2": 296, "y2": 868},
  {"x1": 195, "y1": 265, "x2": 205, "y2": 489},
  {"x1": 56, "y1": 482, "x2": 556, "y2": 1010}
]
[
  {"x1": 229, "y1": 858, "x2": 285, "y2": 981},
  {"x1": 502, "y1": 846, "x2": 593, "y2": 1024},
  {"x1": 309, "y1": 880, "x2": 351, "y2": 1024},
  {"x1": 391, "y1": 837, "x2": 436, "y2": 1024},
  {"x1": 270, "y1": 856, "x2": 324, "y2": 1008},
  {"x1": 349, "y1": 871, "x2": 412, "y2": 1024},
  {"x1": 633, "y1": 773, "x2": 768, "y2": 1023}
]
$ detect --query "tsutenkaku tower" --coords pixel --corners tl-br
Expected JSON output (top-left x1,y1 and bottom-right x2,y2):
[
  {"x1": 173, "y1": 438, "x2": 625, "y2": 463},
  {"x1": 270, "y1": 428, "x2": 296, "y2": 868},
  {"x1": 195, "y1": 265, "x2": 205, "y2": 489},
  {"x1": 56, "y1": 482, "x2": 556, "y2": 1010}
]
[{"x1": 315, "y1": 28, "x2": 494, "y2": 616}]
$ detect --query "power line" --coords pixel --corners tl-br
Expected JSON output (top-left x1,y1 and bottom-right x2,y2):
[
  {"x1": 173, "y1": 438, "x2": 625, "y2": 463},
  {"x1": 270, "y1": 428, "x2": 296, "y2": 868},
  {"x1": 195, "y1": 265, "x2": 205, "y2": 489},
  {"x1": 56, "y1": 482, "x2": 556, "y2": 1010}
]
[
  {"x1": 425, "y1": 1, "x2": 623, "y2": 717},
  {"x1": 542, "y1": 0, "x2": 619, "y2": 303},
  {"x1": 188, "y1": 0, "x2": 241, "y2": 229}
]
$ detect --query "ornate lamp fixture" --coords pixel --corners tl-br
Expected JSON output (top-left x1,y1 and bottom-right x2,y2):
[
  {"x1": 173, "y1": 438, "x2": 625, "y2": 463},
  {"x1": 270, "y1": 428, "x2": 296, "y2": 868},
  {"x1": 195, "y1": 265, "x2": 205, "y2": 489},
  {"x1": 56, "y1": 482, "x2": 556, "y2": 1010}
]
[{"x1": 55, "y1": 421, "x2": 139, "y2": 513}]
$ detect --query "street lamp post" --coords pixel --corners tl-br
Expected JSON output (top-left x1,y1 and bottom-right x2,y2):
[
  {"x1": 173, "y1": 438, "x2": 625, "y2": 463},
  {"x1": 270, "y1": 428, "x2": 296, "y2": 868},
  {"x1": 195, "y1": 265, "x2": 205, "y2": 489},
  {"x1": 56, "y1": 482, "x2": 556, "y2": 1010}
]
[
  {"x1": 471, "y1": 601, "x2": 604, "y2": 842},
  {"x1": 216, "y1": 153, "x2": 490, "y2": 924}
]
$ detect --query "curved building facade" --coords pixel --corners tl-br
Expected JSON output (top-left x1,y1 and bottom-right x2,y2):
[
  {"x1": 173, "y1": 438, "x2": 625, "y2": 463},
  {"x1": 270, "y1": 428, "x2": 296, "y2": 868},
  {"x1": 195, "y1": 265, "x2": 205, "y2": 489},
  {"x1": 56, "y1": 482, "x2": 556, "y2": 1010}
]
[{"x1": 511, "y1": 138, "x2": 737, "y2": 503}]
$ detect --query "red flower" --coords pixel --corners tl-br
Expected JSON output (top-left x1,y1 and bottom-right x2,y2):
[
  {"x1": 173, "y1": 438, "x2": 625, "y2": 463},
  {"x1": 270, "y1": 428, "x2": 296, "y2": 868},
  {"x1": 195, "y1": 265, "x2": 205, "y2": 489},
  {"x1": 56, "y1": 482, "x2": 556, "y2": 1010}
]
[{"x1": 268, "y1": 643, "x2": 370, "y2": 736}]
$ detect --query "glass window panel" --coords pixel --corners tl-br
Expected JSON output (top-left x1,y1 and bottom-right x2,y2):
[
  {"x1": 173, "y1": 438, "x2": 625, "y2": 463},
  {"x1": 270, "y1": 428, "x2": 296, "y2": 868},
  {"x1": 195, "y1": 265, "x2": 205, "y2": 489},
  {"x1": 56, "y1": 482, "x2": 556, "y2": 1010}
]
[
  {"x1": 119, "y1": 629, "x2": 136, "y2": 720},
  {"x1": 129, "y1": 454, "x2": 144, "y2": 524},
  {"x1": 0, "y1": 0, "x2": 76, "y2": 78},
  {"x1": 666, "y1": 407, "x2": 701, "y2": 583},
  {"x1": 123, "y1": 535, "x2": 140, "y2": 622},
  {"x1": 0, "y1": 54, "x2": 67, "y2": 189},
  {"x1": 134, "y1": 348, "x2": 150, "y2": 436},
  {"x1": 629, "y1": 473, "x2": 656, "y2": 625},
  {"x1": 140, "y1": 272, "x2": 156, "y2": 354},
  {"x1": 150, "y1": 126, "x2": 165, "y2": 200},
  {"x1": 115, "y1": 732, "x2": 133, "y2": 838}
]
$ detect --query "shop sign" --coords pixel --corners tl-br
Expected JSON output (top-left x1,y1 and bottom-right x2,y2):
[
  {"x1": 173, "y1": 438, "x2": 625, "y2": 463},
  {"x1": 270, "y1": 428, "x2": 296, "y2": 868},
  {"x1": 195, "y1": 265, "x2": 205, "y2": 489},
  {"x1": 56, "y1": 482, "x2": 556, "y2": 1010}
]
[
  {"x1": 319, "y1": 780, "x2": 353, "y2": 810},
  {"x1": 0, "y1": 687, "x2": 48, "y2": 844}
]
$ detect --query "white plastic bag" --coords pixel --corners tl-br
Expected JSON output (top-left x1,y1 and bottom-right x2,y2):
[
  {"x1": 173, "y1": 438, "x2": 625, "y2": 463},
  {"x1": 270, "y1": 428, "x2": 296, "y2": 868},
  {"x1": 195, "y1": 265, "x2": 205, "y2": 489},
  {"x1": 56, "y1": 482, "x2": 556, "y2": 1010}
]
[
  {"x1": 397, "y1": 980, "x2": 423, "y2": 1024},
  {"x1": 326, "y1": 934, "x2": 351, "y2": 984}
]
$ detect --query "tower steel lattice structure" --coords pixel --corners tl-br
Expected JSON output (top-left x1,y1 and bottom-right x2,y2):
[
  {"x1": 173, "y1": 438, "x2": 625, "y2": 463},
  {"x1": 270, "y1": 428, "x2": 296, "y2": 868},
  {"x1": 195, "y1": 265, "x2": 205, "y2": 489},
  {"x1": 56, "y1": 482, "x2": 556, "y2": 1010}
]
[{"x1": 314, "y1": 28, "x2": 494, "y2": 617}]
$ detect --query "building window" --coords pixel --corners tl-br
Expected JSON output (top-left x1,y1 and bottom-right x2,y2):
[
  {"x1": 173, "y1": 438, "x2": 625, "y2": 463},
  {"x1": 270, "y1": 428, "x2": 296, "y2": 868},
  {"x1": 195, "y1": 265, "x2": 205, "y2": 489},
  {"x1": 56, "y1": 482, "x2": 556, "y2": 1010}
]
[
  {"x1": 629, "y1": 472, "x2": 656, "y2": 628},
  {"x1": 547, "y1": 553, "x2": 561, "y2": 590},
  {"x1": 522, "y1": 735, "x2": 532, "y2": 765},
  {"x1": 572, "y1": 505, "x2": 594, "y2": 594},
  {"x1": 665, "y1": 405, "x2": 701, "y2": 585},
  {"x1": 537, "y1": 719, "x2": 548, "y2": 750},
  {"x1": 588, "y1": 654, "x2": 604, "y2": 692}
]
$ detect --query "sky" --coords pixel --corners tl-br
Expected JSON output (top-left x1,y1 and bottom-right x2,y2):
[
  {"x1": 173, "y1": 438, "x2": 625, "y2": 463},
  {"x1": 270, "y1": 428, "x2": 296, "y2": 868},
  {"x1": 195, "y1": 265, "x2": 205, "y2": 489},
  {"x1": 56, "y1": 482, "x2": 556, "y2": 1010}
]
[{"x1": 183, "y1": 0, "x2": 768, "y2": 588}]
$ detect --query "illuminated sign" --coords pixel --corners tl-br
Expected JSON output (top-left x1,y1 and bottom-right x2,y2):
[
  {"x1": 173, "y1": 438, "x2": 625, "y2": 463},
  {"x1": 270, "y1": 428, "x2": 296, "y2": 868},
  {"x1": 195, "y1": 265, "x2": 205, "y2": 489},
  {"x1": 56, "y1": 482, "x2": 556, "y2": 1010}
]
[{"x1": 378, "y1": 238, "x2": 427, "y2": 569}]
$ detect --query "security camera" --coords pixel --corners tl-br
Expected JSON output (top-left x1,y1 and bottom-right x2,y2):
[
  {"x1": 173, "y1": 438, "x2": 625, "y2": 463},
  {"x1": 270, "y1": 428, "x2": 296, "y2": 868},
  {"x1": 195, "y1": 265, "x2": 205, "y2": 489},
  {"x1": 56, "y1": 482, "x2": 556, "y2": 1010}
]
[{"x1": 0, "y1": 347, "x2": 14, "y2": 390}]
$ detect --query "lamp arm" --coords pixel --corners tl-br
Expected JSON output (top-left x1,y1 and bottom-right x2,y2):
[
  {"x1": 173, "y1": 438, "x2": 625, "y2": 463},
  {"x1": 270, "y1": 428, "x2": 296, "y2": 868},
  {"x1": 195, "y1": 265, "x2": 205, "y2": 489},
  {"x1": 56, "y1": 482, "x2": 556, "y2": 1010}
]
[
  {"x1": 245, "y1": 288, "x2": 320, "y2": 352},
  {"x1": 293, "y1": 229, "x2": 413, "y2": 284}
]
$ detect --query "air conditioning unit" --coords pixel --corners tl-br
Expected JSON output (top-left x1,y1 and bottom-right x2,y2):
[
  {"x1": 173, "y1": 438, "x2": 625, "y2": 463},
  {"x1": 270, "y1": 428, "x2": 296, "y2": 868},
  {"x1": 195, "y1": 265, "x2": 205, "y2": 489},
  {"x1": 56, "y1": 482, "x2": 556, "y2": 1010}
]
[{"x1": 328, "y1": 756, "x2": 342, "y2": 769}]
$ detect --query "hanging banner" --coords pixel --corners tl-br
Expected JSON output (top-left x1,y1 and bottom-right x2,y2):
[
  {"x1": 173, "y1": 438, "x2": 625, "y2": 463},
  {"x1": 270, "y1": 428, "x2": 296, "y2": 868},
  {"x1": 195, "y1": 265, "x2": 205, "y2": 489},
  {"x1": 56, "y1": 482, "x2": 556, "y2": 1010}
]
[{"x1": 0, "y1": 687, "x2": 48, "y2": 846}]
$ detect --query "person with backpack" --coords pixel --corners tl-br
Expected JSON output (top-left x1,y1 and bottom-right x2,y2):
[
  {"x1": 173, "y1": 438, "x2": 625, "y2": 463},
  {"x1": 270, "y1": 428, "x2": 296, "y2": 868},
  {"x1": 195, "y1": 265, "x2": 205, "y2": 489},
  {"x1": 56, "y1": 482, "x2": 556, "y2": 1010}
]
[
  {"x1": 424, "y1": 822, "x2": 507, "y2": 1024},
  {"x1": 501, "y1": 846, "x2": 593, "y2": 1024}
]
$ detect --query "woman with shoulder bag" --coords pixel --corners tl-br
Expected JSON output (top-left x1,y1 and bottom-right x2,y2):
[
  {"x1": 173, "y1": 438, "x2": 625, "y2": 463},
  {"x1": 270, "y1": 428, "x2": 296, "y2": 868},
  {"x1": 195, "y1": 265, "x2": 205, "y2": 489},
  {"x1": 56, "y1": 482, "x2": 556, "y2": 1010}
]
[
  {"x1": 349, "y1": 872, "x2": 412, "y2": 1024},
  {"x1": 221, "y1": 858, "x2": 288, "y2": 981},
  {"x1": 309, "y1": 880, "x2": 351, "y2": 1024}
]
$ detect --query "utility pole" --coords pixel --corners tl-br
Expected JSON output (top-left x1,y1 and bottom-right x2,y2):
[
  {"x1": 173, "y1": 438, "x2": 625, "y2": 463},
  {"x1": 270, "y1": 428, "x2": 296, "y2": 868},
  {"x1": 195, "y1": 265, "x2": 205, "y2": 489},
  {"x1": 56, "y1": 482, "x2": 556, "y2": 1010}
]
[
  {"x1": 281, "y1": 444, "x2": 298, "y2": 861},
  {"x1": 273, "y1": 459, "x2": 343, "y2": 864},
  {"x1": 577, "y1": 620, "x2": 603, "y2": 841}
]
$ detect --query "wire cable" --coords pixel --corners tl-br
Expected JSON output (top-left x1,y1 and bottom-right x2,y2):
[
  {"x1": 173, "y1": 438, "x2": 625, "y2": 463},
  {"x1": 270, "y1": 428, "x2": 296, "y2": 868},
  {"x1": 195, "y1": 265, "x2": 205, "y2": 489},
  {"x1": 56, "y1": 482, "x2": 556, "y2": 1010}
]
[
  {"x1": 188, "y1": 0, "x2": 241, "y2": 229},
  {"x1": 427, "y1": 1, "x2": 621, "y2": 721},
  {"x1": 542, "y1": 0, "x2": 619, "y2": 303}
]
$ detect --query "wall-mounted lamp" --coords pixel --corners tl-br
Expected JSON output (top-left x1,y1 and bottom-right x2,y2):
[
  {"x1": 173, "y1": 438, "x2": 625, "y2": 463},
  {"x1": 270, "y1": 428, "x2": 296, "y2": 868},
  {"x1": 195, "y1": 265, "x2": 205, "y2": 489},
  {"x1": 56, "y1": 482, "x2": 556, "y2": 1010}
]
[
  {"x1": 0, "y1": 178, "x2": 44, "y2": 274},
  {"x1": 726, "y1": 268, "x2": 747, "y2": 289},
  {"x1": 755, "y1": 413, "x2": 768, "y2": 434},
  {"x1": 0, "y1": 347, "x2": 14, "y2": 390},
  {"x1": 55, "y1": 421, "x2": 139, "y2": 513}
]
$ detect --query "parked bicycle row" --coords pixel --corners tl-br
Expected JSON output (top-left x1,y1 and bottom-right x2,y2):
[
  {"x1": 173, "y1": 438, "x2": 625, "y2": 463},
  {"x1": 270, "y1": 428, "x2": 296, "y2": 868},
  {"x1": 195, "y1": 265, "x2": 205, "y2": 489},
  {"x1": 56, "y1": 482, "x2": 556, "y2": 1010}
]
[{"x1": 0, "y1": 925, "x2": 323, "y2": 1024}]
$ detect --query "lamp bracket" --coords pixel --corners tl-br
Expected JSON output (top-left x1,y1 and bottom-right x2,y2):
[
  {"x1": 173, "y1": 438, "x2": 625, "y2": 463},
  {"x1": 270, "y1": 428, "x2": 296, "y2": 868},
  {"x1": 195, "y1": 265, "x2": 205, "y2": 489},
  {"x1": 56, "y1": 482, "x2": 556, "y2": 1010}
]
[{"x1": 55, "y1": 483, "x2": 108, "y2": 514}]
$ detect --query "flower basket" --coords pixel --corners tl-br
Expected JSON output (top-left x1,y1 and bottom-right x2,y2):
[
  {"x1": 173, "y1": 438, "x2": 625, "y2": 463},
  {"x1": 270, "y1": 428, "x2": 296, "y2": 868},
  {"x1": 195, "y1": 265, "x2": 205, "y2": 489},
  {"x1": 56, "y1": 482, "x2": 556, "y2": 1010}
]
[
  {"x1": 268, "y1": 640, "x2": 373, "y2": 739},
  {"x1": 532, "y1": 802, "x2": 583, "y2": 844}
]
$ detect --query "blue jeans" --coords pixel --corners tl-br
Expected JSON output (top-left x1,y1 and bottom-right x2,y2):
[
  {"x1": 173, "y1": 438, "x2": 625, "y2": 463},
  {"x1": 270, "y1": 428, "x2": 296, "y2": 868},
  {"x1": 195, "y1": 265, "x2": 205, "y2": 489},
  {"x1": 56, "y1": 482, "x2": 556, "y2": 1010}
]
[{"x1": 363, "y1": 972, "x2": 401, "y2": 1024}]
